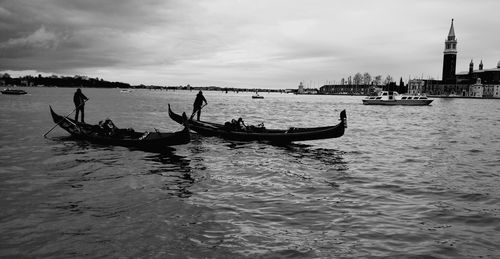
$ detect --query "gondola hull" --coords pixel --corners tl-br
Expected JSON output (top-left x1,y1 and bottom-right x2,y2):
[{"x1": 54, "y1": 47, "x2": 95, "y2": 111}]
[
  {"x1": 50, "y1": 106, "x2": 190, "y2": 150},
  {"x1": 168, "y1": 105, "x2": 346, "y2": 143}
]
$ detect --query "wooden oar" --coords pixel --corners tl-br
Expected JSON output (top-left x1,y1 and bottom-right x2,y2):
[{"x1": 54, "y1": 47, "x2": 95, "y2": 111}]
[
  {"x1": 43, "y1": 101, "x2": 87, "y2": 138},
  {"x1": 189, "y1": 103, "x2": 207, "y2": 120}
]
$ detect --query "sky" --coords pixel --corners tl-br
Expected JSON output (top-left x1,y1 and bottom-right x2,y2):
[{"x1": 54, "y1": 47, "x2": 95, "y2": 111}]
[{"x1": 1, "y1": 0, "x2": 499, "y2": 89}]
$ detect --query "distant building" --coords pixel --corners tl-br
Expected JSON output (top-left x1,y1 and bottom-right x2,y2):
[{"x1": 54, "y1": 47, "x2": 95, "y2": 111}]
[
  {"x1": 295, "y1": 82, "x2": 319, "y2": 94},
  {"x1": 469, "y1": 78, "x2": 496, "y2": 98},
  {"x1": 319, "y1": 84, "x2": 371, "y2": 95},
  {"x1": 456, "y1": 60, "x2": 500, "y2": 84},
  {"x1": 423, "y1": 79, "x2": 469, "y2": 96},
  {"x1": 297, "y1": 82, "x2": 304, "y2": 94},
  {"x1": 469, "y1": 78, "x2": 484, "y2": 97},
  {"x1": 408, "y1": 79, "x2": 425, "y2": 95},
  {"x1": 494, "y1": 85, "x2": 500, "y2": 98},
  {"x1": 419, "y1": 19, "x2": 500, "y2": 98}
]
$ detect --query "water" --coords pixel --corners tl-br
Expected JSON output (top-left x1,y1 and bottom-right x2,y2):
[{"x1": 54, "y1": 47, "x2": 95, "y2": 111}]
[{"x1": 1, "y1": 87, "x2": 499, "y2": 258}]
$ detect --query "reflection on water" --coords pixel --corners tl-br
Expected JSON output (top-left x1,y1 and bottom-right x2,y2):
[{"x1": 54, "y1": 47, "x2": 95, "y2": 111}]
[
  {"x1": 50, "y1": 134, "x2": 196, "y2": 198},
  {"x1": 279, "y1": 143, "x2": 348, "y2": 167},
  {"x1": 143, "y1": 150, "x2": 194, "y2": 198},
  {"x1": 51, "y1": 136, "x2": 115, "y2": 152}
]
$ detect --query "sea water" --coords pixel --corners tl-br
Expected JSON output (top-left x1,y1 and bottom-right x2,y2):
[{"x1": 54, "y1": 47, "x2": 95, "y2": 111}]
[{"x1": 1, "y1": 87, "x2": 499, "y2": 258}]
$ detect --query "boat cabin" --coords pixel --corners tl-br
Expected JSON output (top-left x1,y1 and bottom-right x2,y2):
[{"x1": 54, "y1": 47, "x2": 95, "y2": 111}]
[
  {"x1": 400, "y1": 96, "x2": 429, "y2": 100},
  {"x1": 380, "y1": 91, "x2": 397, "y2": 100},
  {"x1": 362, "y1": 90, "x2": 433, "y2": 105}
]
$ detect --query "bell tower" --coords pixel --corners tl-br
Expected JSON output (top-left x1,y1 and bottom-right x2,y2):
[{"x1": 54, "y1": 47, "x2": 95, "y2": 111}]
[{"x1": 442, "y1": 19, "x2": 457, "y2": 83}]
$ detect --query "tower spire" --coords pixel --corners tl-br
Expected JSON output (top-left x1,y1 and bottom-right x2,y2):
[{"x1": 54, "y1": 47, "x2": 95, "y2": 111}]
[
  {"x1": 448, "y1": 19, "x2": 455, "y2": 40},
  {"x1": 442, "y1": 19, "x2": 457, "y2": 83}
]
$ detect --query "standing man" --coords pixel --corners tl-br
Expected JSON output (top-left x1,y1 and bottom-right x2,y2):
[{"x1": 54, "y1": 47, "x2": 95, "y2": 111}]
[
  {"x1": 192, "y1": 90, "x2": 207, "y2": 121},
  {"x1": 73, "y1": 88, "x2": 88, "y2": 123}
]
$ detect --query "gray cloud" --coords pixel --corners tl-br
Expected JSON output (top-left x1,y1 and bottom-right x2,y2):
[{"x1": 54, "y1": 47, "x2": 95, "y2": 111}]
[
  {"x1": 1, "y1": 25, "x2": 59, "y2": 50},
  {"x1": 1, "y1": 0, "x2": 218, "y2": 72}
]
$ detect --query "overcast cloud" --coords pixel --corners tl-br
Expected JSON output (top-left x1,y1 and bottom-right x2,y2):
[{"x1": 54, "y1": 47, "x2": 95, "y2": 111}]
[{"x1": 1, "y1": 0, "x2": 499, "y2": 88}]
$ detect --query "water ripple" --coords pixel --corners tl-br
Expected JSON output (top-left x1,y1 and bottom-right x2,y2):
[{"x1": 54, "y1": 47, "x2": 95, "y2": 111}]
[{"x1": 1, "y1": 89, "x2": 500, "y2": 258}]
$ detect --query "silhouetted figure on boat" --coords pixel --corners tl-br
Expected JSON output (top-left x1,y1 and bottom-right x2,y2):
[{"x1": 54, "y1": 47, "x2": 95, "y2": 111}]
[
  {"x1": 224, "y1": 117, "x2": 247, "y2": 131},
  {"x1": 223, "y1": 117, "x2": 266, "y2": 132},
  {"x1": 192, "y1": 90, "x2": 207, "y2": 121},
  {"x1": 73, "y1": 88, "x2": 88, "y2": 123}
]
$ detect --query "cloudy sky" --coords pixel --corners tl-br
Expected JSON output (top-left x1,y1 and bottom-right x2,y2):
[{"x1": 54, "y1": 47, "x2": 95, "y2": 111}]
[{"x1": 1, "y1": 0, "x2": 499, "y2": 88}]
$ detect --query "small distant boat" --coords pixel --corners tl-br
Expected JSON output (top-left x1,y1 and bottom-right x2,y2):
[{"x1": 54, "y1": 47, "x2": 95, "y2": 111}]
[
  {"x1": 168, "y1": 104, "x2": 347, "y2": 143},
  {"x1": 120, "y1": 89, "x2": 133, "y2": 93},
  {"x1": 362, "y1": 91, "x2": 433, "y2": 106},
  {"x1": 252, "y1": 92, "x2": 264, "y2": 99},
  {"x1": 49, "y1": 106, "x2": 190, "y2": 150},
  {"x1": 1, "y1": 88, "x2": 27, "y2": 95}
]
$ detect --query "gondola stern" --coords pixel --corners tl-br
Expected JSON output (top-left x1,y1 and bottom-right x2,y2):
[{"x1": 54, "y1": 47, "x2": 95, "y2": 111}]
[{"x1": 340, "y1": 109, "x2": 347, "y2": 128}]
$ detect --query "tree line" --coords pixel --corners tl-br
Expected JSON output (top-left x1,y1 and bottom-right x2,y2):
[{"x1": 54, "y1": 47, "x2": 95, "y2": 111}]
[
  {"x1": 340, "y1": 73, "x2": 400, "y2": 86},
  {"x1": 1, "y1": 73, "x2": 131, "y2": 89}
]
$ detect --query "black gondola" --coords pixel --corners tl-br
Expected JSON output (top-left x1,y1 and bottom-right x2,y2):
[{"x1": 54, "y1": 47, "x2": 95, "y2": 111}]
[
  {"x1": 168, "y1": 104, "x2": 346, "y2": 143},
  {"x1": 49, "y1": 106, "x2": 190, "y2": 149}
]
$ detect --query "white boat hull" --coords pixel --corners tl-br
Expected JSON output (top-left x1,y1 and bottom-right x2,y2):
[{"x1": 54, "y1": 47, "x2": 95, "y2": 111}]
[
  {"x1": 362, "y1": 99, "x2": 433, "y2": 105},
  {"x1": 362, "y1": 91, "x2": 433, "y2": 106}
]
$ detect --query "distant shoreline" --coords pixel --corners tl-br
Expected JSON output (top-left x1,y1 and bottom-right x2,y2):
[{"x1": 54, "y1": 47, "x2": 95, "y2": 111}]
[
  {"x1": 3, "y1": 85, "x2": 499, "y2": 99},
  {"x1": 427, "y1": 95, "x2": 500, "y2": 99}
]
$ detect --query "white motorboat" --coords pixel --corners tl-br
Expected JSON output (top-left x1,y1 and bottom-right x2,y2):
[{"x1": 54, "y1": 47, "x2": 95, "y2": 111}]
[
  {"x1": 362, "y1": 91, "x2": 433, "y2": 105},
  {"x1": 252, "y1": 92, "x2": 264, "y2": 99}
]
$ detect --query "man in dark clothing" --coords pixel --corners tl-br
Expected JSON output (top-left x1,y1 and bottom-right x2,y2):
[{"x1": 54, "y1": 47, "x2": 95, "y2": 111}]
[
  {"x1": 192, "y1": 90, "x2": 207, "y2": 121},
  {"x1": 73, "y1": 88, "x2": 88, "y2": 123}
]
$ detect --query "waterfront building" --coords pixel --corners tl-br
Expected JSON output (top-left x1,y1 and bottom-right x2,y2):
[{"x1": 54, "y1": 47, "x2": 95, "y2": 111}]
[
  {"x1": 298, "y1": 82, "x2": 304, "y2": 94},
  {"x1": 484, "y1": 85, "x2": 495, "y2": 97},
  {"x1": 470, "y1": 78, "x2": 484, "y2": 97},
  {"x1": 494, "y1": 85, "x2": 500, "y2": 98},
  {"x1": 417, "y1": 19, "x2": 500, "y2": 97},
  {"x1": 319, "y1": 84, "x2": 371, "y2": 95},
  {"x1": 408, "y1": 79, "x2": 425, "y2": 95},
  {"x1": 294, "y1": 82, "x2": 319, "y2": 94},
  {"x1": 424, "y1": 79, "x2": 469, "y2": 96},
  {"x1": 456, "y1": 60, "x2": 500, "y2": 84}
]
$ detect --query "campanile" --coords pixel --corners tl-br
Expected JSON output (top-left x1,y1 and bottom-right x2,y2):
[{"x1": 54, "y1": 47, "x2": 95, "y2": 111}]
[{"x1": 442, "y1": 19, "x2": 457, "y2": 83}]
